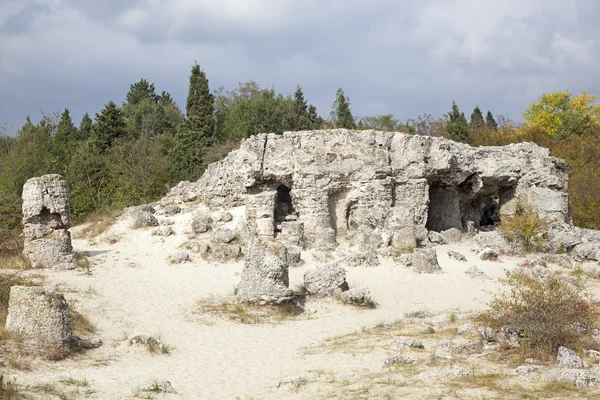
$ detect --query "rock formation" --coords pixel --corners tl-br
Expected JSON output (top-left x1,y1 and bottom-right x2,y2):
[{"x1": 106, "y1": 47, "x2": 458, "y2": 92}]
[
  {"x1": 236, "y1": 234, "x2": 294, "y2": 302},
  {"x1": 165, "y1": 129, "x2": 570, "y2": 254},
  {"x1": 5, "y1": 286, "x2": 72, "y2": 351},
  {"x1": 22, "y1": 174, "x2": 75, "y2": 269}
]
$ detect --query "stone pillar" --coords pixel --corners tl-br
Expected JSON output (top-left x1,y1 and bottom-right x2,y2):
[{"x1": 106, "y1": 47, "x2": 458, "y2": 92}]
[
  {"x1": 5, "y1": 286, "x2": 72, "y2": 351},
  {"x1": 245, "y1": 191, "x2": 277, "y2": 239},
  {"x1": 22, "y1": 174, "x2": 75, "y2": 270}
]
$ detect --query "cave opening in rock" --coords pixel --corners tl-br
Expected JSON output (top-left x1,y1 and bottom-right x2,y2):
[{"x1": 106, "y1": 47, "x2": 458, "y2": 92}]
[
  {"x1": 425, "y1": 184, "x2": 462, "y2": 232},
  {"x1": 426, "y1": 180, "x2": 512, "y2": 232},
  {"x1": 275, "y1": 184, "x2": 294, "y2": 229}
]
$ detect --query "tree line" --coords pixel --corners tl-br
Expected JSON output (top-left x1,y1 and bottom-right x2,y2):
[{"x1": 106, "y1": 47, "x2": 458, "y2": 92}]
[{"x1": 1, "y1": 64, "x2": 599, "y2": 252}]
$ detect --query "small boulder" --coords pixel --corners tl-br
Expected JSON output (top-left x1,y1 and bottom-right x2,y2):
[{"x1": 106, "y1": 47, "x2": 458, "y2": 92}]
[
  {"x1": 557, "y1": 346, "x2": 584, "y2": 369},
  {"x1": 163, "y1": 205, "x2": 181, "y2": 217},
  {"x1": 192, "y1": 212, "x2": 212, "y2": 233},
  {"x1": 472, "y1": 231, "x2": 510, "y2": 254},
  {"x1": 478, "y1": 247, "x2": 499, "y2": 261},
  {"x1": 134, "y1": 211, "x2": 158, "y2": 228},
  {"x1": 169, "y1": 251, "x2": 189, "y2": 264},
  {"x1": 447, "y1": 250, "x2": 467, "y2": 262},
  {"x1": 212, "y1": 227, "x2": 237, "y2": 244},
  {"x1": 478, "y1": 326, "x2": 496, "y2": 342},
  {"x1": 304, "y1": 264, "x2": 349, "y2": 297},
  {"x1": 156, "y1": 226, "x2": 172, "y2": 237},
  {"x1": 139, "y1": 380, "x2": 176, "y2": 394},
  {"x1": 384, "y1": 355, "x2": 416, "y2": 367},
  {"x1": 428, "y1": 231, "x2": 447, "y2": 245},
  {"x1": 411, "y1": 248, "x2": 442, "y2": 273},
  {"x1": 5, "y1": 286, "x2": 72, "y2": 351},
  {"x1": 219, "y1": 211, "x2": 233, "y2": 222},
  {"x1": 440, "y1": 228, "x2": 463, "y2": 243},
  {"x1": 340, "y1": 287, "x2": 374, "y2": 307},
  {"x1": 465, "y1": 265, "x2": 488, "y2": 279}
]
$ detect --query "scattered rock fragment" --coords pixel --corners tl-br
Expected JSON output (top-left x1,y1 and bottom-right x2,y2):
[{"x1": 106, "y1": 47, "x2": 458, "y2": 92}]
[
  {"x1": 478, "y1": 247, "x2": 499, "y2": 261},
  {"x1": 192, "y1": 212, "x2": 212, "y2": 233},
  {"x1": 557, "y1": 346, "x2": 584, "y2": 369},
  {"x1": 339, "y1": 287, "x2": 374, "y2": 307},
  {"x1": 465, "y1": 265, "x2": 488, "y2": 279},
  {"x1": 134, "y1": 211, "x2": 158, "y2": 228},
  {"x1": 383, "y1": 355, "x2": 416, "y2": 367},
  {"x1": 139, "y1": 380, "x2": 177, "y2": 394},
  {"x1": 303, "y1": 264, "x2": 349, "y2": 297},
  {"x1": 169, "y1": 251, "x2": 189, "y2": 264},
  {"x1": 447, "y1": 250, "x2": 467, "y2": 262}
]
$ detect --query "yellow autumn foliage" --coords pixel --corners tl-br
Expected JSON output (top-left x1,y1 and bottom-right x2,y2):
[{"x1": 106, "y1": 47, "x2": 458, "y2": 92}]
[{"x1": 522, "y1": 90, "x2": 600, "y2": 139}]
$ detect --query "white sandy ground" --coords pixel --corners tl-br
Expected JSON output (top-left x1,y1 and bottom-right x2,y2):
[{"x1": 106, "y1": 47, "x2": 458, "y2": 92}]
[{"x1": 4, "y1": 210, "x2": 600, "y2": 400}]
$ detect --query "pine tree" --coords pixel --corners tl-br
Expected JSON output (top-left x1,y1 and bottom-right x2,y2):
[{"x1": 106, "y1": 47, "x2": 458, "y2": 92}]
[
  {"x1": 56, "y1": 108, "x2": 77, "y2": 144},
  {"x1": 486, "y1": 111, "x2": 498, "y2": 130},
  {"x1": 126, "y1": 79, "x2": 157, "y2": 105},
  {"x1": 185, "y1": 63, "x2": 214, "y2": 135},
  {"x1": 286, "y1": 85, "x2": 309, "y2": 131},
  {"x1": 170, "y1": 63, "x2": 215, "y2": 182},
  {"x1": 470, "y1": 106, "x2": 485, "y2": 127},
  {"x1": 446, "y1": 101, "x2": 470, "y2": 143},
  {"x1": 78, "y1": 113, "x2": 93, "y2": 141},
  {"x1": 307, "y1": 105, "x2": 323, "y2": 129},
  {"x1": 92, "y1": 101, "x2": 127, "y2": 152},
  {"x1": 331, "y1": 88, "x2": 355, "y2": 129}
]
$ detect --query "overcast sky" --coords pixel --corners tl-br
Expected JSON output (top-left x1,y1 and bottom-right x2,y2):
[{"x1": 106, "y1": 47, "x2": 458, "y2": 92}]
[{"x1": 1, "y1": 0, "x2": 600, "y2": 132}]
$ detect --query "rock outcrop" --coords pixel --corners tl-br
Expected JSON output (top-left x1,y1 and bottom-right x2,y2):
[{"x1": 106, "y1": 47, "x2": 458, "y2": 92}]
[
  {"x1": 22, "y1": 174, "x2": 74, "y2": 269},
  {"x1": 237, "y1": 234, "x2": 294, "y2": 302},
  {"x1": 164, "y1": 130, "x2": 570, "y2": 254},
  {"x1": 5, "y1": 286, "x2": 72, "y2": 351}
]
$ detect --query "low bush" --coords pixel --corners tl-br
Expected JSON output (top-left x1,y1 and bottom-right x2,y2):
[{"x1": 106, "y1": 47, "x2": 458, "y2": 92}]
[
  {"x1": 477, "y1": 270, "x2": 599, "y2": 355},
  {"x1": 497, "y1": 199, "x2": 551, "y2": 252}
]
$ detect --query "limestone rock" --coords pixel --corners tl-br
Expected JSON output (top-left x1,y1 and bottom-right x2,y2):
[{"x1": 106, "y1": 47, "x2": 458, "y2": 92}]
[
  {"x1": 192, "y1": 212, "x2": 212, "y2": 234},
  {"x1": 472, "y1": 231, "x2": 511, "y2": 254},
  {"x1": 440, "y1": 228, "x2": 463, "y2": 243},
  {"x1": 169, "y1": 251, "x2": 189, "y2": 264},
  {"x1": 163, "y1": 205, "x2": 181, "y2": 217},
  {"x1": 22, "y1": 174, "x2": 74, "y2": 269},
  {"x1": 139, "y1": 380, "x2": 176, "y2": 394},
  {"x1": 478, "y1": 247, "x2": 499, "y2": 260},
  {"x1": 383, "y1": 355, "x2": 416, "y2": 367},
  {"x1": 212, "y1": 227, "x2": 237, "y2": 244},
  {"x1": 5, "y1": 286, "x2": 72, "y2": 350},
  {"x1": 211, "y1": 244, "x2": 241, "y2": 263},
  {"x1": 134, "y1": 211, "x2": 158, "y2": 228},
  {"x1": 410, "y1": 248, "x2": 442, "y2": 273},
  {"x1": 574, "y1": 242, "x2": 600, "y2": 261},
  {"x1": 465, "y1": 265, "x2": 488, "y2": 279},
  {"x1": 447, "y1": 250, "x2": 467, "y2": 262},
  {"x1": 428, "y1": 231, "x2": 447, "y2": 245},
  {"x1": 557, "y1": 346, "x2": 584, "y2": 369},
  {"x1": 339, "y1": 287, "x2": 373, "y2": 307},
  {"x1": 163, "y1": 130, "x2": 570, "y2": 254},
  {"x1": 237, "y1": 235, "x2": 293, "y2": 302},
  {"x1": 303, "y1": 264, "x2": 349, "y2": 297},
  {"x1": 478, "y1": 326, "x2": 496, "y2": 342}
]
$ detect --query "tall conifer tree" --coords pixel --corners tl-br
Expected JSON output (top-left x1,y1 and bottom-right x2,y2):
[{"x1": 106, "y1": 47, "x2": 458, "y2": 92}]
[
  {"x1": 446, "y1": 101, "x2": 470, "y2": 143},
  {"x1": 331, "y1": 88, "x2": 355, "y2": 129}
]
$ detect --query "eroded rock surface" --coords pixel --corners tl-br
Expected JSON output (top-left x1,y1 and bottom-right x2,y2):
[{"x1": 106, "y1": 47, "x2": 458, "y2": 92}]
[
  {"x1": 22, "y1": 174, "x2": 75, "y2": 269},
  {"x1": 5, "y1": 286, "x2": 72, "y2": 350},
  {"x1": 163, "y1": 130, "x2": 570, "y2": 254}
]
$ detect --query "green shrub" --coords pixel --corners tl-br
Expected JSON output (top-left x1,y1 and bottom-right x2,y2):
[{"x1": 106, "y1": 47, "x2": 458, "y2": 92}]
[
  {"x1": 477, "y1": 270, "x2": 599, "y2": 355},
  {"x1": 497, "y1": 199, "x2": 551, "y2": 252}
]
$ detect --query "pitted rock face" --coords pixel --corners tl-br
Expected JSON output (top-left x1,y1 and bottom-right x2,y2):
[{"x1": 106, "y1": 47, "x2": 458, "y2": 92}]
[
  {"x1": 22, "y1": 174, "x2": 74, "y2": 269},
  {"x1": 163, "y1": 129, "x2": 571, "y2": 253},
  {"x1": 5, "y1": 286, "x2": 72, "y2": 350}
]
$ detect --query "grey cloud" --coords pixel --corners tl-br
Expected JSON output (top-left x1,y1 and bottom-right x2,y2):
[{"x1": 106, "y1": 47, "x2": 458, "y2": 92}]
[{"x1": 1, "y1": 0, "x2": 600, "y2": 132}]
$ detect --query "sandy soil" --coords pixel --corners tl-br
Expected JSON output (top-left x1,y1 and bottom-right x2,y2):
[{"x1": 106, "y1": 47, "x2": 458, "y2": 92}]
[{"x1": 4, "y1": 209, "x2": 600, "y2": 400}]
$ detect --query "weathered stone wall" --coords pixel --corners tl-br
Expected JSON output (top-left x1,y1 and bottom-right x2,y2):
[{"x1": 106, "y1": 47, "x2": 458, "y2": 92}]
[
  {"x1": 22, "y1": 174, "x2": 75, "y2": 269},
  {"x1": 165, "y1": 129, "x2": 570, "y2": 253}
]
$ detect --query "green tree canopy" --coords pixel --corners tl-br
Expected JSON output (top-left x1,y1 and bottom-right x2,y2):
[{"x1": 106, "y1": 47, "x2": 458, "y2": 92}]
[
  {"x1": 446, "y1": 101, "x2": 470, "y2": 143},
  {"x1": 78, "y1": 113, "x2": 93, "y2": 141},
  {"x1": 331, "y1": 88, "x2": 355, "y2": 129},
  {"x1": 92, "y1": 101, "x2": 127, "y2": 152},
  {"x1": 486, "y1": 111, "x2": 498, "y2": 130},
  {"x1": 126, "y1": 79, "x2": 157, "y2": 105}
]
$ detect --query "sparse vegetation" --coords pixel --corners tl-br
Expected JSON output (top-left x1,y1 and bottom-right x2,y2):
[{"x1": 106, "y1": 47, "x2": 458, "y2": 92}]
[
  {"x1": 71, "y1": 309, "x2": 97, "y2": 336},
  {"x1": 477, "y1": 269, "x2": 600, "y2": 356},
  {"x1": 497, "y1": 199, "x2": 551, "y2": 252},
  {"x1": 196, "y1": 298, "x2": 300, "y2": 325}
]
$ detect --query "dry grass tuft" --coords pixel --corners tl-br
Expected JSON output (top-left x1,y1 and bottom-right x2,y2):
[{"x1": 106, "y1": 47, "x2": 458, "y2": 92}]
[
  {"x1": 73, "y1": 207, "x2": 119, "y2": 240},
  {"x1": 71, "y1": 309, "x2": 97, "y2": 336},
  {"x1": 197, "y1": 298, "x2": 301, "y2": 325}
]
